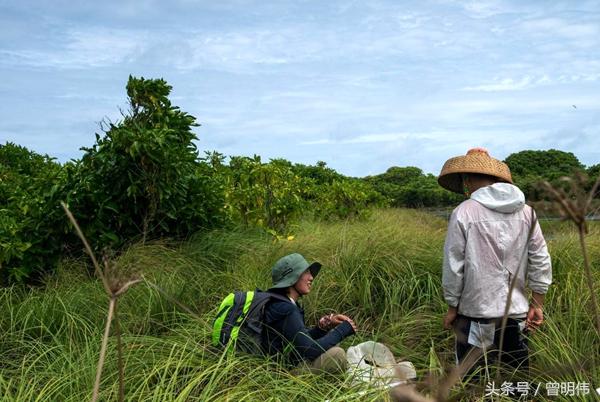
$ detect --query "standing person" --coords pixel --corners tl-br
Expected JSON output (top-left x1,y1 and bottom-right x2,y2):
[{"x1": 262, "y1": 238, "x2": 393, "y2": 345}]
[
  {"x1": 437, "y1": 148, "x2": 552, "y2": 377},
  {"x1": 262, "y1": 253, "x2": 357, "y2": 374}
]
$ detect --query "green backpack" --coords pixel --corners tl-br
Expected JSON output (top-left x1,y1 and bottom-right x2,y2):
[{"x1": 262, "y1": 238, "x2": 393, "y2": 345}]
[{"x1": 212, "y1": 290, "x2": 288, "y2": 354}]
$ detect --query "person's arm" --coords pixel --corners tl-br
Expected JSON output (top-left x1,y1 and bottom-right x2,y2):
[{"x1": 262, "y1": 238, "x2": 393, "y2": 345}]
[
  {"x1": 442, "y1": 210, "x2": 466, "y2": 329},
  {"x1": 527, "y1": 213, "x2": 552, "y2": 296},
  {"x1": 308, "y1": 325, "x2": 327, "y2": 338},
  {"x1": 279, "y1": 304, "x2": 355, "y2": 361},
  {"x1": 526, "y1": 211, "x2": 552, "y2": 332}
]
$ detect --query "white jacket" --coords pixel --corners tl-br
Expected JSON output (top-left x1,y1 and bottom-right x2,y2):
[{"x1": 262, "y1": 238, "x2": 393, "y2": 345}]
[{"x1": 442, "y1": 183, "x2": 552, "y2": 318}]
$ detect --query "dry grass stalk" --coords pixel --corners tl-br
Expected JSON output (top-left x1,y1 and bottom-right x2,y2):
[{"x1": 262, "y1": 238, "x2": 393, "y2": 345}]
[
  {"x1": 390, "y1": 384, "x2": 434, "y2": 402},
  {"x1": 435, "y1": 347, "x2": 483, "y2": 402},
  {"x1": 541, "y1": 173, "x2": 600, "y2": 335},
  {"x1": 61, "y1": 202, "x2": 142, "y2": 402}
]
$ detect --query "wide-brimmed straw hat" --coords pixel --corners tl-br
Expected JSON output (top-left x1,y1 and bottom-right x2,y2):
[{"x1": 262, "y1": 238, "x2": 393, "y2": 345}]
[{"x1": 438, "y1": 147, "x2": 513, "y2": 193}]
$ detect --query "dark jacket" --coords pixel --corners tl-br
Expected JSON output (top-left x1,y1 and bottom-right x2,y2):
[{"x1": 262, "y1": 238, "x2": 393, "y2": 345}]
[{"x1": 262, "y1": 299, "x2": 354, "y2": 366}]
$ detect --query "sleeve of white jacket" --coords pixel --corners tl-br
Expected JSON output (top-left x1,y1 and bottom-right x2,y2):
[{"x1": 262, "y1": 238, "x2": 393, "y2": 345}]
[
  {"x1": 442, "y1": 210, "x2": 466, "y2": 307},
  {"x1": 527, "y1": 216, "x2": 552, "y2": 294}
]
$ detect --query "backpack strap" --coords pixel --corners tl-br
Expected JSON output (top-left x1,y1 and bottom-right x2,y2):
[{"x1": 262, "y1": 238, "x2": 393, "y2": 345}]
[{"x1": 243, "y1": 291, "x2": 290, "y2": 333}]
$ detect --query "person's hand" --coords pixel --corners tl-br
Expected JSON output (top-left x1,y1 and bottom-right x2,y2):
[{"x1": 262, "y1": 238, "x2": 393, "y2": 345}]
[
  {"x1": 334, "y1": 314, "x2": 357, "y2": 333},
  {"x1": 443, "y1": 306, "x2": 458, "y2": 330},
  {"x1": 318, "y1": 314, "x2": 335, "y2": 330},
  {"x1": 331, "y1": 314, "x2": 351, "y2": 325},
  {"x1": 526, "y1": 305, "x2": 543, "y2": 332}
]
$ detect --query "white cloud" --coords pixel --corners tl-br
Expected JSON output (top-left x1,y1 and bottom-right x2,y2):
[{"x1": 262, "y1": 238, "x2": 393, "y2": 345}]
[
  {"x1": 302, "y1": 132, "x2": 415, "y2": 145},
  {"x1": 519, "y1": 17, "x2": 600, "y2": 50},
  {"x1": 521, "y1": 18, "x2": 599, "y2": 39},
  {"x1": 461, "y1": 0, "x2": 508, "y2": 18},
  {"x1": 463, "y1": 75, "x2": 545, "y2": 92},
  {"x1": 1, "y1": 27, "x2": 149, "y2": 69}
]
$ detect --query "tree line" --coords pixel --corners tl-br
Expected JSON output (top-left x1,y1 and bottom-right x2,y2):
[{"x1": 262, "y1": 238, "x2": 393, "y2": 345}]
[{"x1": 1, "y1": 76, "x2": 598, "y2": 285}]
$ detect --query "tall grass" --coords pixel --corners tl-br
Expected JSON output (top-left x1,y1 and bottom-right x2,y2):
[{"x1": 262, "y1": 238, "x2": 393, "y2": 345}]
[{"x1": 0, "y1": 208, "x2": 598, "y2": 401}]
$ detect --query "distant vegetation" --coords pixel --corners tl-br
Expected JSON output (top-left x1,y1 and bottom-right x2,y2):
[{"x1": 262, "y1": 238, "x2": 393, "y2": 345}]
[{"x1": 1, "y1": 76, "x2": 598, "y2": 285}]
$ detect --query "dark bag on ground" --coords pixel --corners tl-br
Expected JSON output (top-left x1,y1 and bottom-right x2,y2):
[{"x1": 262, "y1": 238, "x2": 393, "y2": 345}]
[{"x1": 212, "y1": 290, "x2": 288, "y2": 354}]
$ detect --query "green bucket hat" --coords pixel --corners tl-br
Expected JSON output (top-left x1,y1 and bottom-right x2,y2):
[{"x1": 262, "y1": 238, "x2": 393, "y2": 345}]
[{"x1": 270, "y1": 253, "x2": 322, "y2": 289}]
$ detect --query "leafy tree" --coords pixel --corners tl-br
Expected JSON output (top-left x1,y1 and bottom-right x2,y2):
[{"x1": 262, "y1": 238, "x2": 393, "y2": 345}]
[
  {"x1": 505, "y1": 149, "x2": 585, "y2": 201},
  {"x1": 291, "y1": 160, "x2": 345, "y2": 185},
  {"x1": 585, "y1": 164, "x2": 600, "y2": 198},
  {"x1": 222, "y1": 155, "x2": 305, "y2": 232},
  {"x1": 67, "y1": 76, "x2": 226, "y2": 248},
  {"x1": 365, "y1": 167, "x2": 461, "y2": 207},
  {"x1": 587, "y1": 164, "x2": 600, "y2": 185},
  {"x1": 311, "y1": 179, "x2": 381, "y2": 220},
  {"x1": 505, "y1": 149, "x2": 584, "y2": 179},
  {"x1": 380, "y1": 166, "x2": 424, "y2": 186}
]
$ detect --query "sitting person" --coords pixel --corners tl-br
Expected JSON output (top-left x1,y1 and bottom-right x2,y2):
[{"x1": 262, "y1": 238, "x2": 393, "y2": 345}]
[{"x1": 262, "y1": 253, "x2": 356, "y2": 374}]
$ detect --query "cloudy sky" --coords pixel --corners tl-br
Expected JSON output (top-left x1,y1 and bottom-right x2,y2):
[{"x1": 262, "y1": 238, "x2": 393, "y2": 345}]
[{"x1": 1, "y1": 0, "x2": 599, "y2": 177}]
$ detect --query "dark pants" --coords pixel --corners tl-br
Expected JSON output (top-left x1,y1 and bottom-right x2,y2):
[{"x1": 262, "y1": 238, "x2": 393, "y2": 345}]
[{"x1": 453, "y1": 314, "x2": 529, "y2": 381}]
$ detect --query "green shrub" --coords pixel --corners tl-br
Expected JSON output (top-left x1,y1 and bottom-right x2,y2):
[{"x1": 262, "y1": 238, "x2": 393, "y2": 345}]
[
  {"x1": 66, "y1": 76, "x2": 227, "y2": 249},
  {"x1": 0, "y1": 143, "x2": 68, "y2": 284}
]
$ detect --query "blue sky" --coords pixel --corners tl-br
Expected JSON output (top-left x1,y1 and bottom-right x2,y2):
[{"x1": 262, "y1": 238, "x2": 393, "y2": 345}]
[{"x1": 1, "y1": 0, "x2": 599, "y2": 177}]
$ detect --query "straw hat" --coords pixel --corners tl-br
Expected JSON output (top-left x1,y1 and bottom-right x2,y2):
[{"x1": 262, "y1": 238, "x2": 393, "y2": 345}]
[{"x1": 438, "y1": 147, "x2": 513, "y2": 193}]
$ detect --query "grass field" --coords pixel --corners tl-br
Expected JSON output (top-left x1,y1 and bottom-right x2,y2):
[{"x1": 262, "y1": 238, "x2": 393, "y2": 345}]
[{"x1": 0, "y1": 208, "x2": 598, "y2": 401}]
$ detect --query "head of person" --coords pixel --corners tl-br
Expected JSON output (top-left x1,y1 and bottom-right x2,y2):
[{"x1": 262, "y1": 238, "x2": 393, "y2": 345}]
[
  {"x1": 269, "y1": 253, "x2": 321, "y2": 300},
  {"x1": 438, "y1": 147, "x2": 513, "y2": 196}
]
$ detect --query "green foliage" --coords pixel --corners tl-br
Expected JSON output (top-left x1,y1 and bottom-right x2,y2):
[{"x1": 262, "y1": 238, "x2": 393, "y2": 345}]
[
  {"x1": 220, "y1": 155, "x2": 305, "y2": 233},
  {"x1": 365, "y1": 167, "x2": 462, "y2": 208},
  {"x1": 379, "y1": 166, "x2": 424, "y2": 186},
  {"x1": 504, "y1": 149, "x2": 587, "y2": 200},
  {"x1": 68, "y1": 76, "x2": 226, "y2": 248},
  {"x1": 290, "y1": 160, "x2": 346, "y2": 185},
  {"x1": 587, "y1": 164, "x2": 600, "y2": 197},
  {"x1": 504, "y1": 149, "x2": 584, "y2": 178},
  {"x1": 0, "y1": 77, "x2": 228, "y2": 284},
  {"x1": 0, "y1": 143, "x2": 68, "y2": 284},
  {"x1": 1, "y1": 76, "x2": 381, "y2": 284},
  {"x1": 4, "y1": 71, "x2": 599, "y2": 287},
  {"x1": 207, "y1": 155, "x2": 380, "y2": 234},
  {"x1": 310, "y1": 179, "x2": 382, "y2": 220},
  {"x1": 588, "y1": 163, "x2": 600, "y2": 179}
]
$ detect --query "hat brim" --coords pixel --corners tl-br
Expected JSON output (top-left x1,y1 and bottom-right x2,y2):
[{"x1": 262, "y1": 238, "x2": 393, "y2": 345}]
[
  {"x1": 438, "y1": 152, "x2": 512, "y2": 194},
  {"x1": 308, "y1": 262, "x2": 321, "y2": 278}
]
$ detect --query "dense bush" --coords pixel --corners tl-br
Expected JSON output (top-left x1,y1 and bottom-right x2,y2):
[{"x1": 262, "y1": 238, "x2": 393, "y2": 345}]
[
  {"x1": 66, "y1": 76, "x2": 227, "y2": 249},
  {"x1": 365, "y1": 166, "x2": 462, "y2": 208},
  {"x1": 504, "y1": 149, "x2": 588, "y2": 201},
  {"x1": 0, "y1": 143, "x2": 69, "y2": 284},
  {"x1": 205, "y1": 154, "x2": 382, "y2": 232},
  {"x1": 309, "y1": 178, "x2": 382, "y2": 220},
  {"x1": 1, "y1": 77, "x2": 229, "y2": 284},
  {"x1": 220, "y1": 155, "x2": 306, "y2": 232},
  {"x1": 504, "y1": 149, "x2": 584, "y2": 179}
]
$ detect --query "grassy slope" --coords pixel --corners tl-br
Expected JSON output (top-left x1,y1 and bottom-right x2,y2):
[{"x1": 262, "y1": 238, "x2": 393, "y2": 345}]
[{"x1": 0, "y1": 209, "x2": 598, "y2": 401}]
